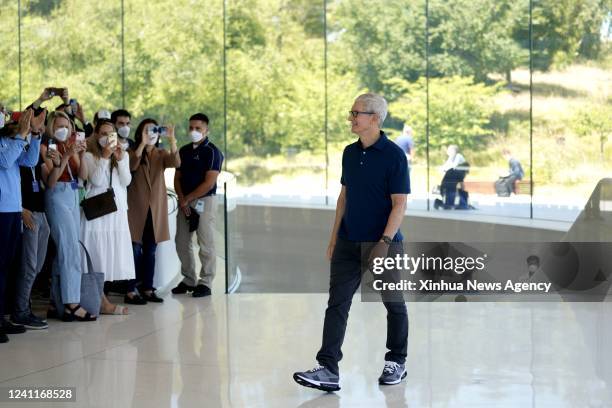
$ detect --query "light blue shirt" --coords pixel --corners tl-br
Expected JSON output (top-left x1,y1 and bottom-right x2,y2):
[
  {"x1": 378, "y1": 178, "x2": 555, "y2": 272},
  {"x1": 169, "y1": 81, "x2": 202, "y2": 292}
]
[{"x1": 0, "y1": 135, "x2": 41, "y2": 213}]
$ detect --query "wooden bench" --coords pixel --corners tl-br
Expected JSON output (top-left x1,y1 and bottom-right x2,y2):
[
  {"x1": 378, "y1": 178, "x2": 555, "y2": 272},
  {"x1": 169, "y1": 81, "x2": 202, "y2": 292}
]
[{"x1": 462, "y1": 180, "x2": 532, "y2": 195}]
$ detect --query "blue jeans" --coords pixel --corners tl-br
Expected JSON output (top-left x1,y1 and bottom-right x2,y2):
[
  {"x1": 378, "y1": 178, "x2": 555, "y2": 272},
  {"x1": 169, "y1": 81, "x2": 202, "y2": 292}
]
[
  {"x1": 46, "y1": 182, "x2": 81, "y2": 304},
  {"x1": 13, "y1": 212, "x2": 50, "y2": 319},
  {"x1": 128, "y1": 210, "x2": 157, "y2": 293}
]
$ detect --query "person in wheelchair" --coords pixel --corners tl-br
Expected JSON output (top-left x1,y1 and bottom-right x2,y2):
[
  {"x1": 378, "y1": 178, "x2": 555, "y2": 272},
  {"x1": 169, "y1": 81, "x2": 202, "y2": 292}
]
[{"x1": 434, "y1": 145, "x2": 470, "y2": 209}]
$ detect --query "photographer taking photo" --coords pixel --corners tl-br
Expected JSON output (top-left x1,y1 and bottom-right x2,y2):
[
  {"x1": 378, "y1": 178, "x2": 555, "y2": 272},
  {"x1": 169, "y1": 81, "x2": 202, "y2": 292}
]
[
  {"x1": 0, "y1": 108, "x2": 44, "y2": 343},
  {"x1": 41, "y1": 110, "x2": 94, "y2": 322}
]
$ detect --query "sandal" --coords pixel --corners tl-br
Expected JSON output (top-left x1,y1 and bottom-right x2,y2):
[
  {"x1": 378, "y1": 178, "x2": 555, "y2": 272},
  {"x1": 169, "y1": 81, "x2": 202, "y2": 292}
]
[{"x1": 62, "y1": 305, "x2": 97, "y2": 322}]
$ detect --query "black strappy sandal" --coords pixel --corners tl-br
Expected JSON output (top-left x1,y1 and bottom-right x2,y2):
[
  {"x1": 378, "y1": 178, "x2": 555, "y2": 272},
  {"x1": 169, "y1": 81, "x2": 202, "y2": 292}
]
[{"x1": 62, "y1": 305, "x2": 97, "y2": 322}]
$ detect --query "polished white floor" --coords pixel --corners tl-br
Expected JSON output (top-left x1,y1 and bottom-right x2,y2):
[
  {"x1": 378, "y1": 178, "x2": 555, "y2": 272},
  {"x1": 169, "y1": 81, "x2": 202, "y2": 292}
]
[{"x1": 1, "y1": 293, "x2": 611, "y2": 408}]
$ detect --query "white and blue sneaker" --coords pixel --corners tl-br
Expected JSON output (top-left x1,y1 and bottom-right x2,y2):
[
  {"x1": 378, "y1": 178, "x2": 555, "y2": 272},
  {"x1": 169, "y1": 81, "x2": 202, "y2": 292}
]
[
  {"x1": 378, "y1": 361, "x2": 407, "y2": 385},
  {"x1": 293, "y1": 364, "x2": 340, "y2": 392}
]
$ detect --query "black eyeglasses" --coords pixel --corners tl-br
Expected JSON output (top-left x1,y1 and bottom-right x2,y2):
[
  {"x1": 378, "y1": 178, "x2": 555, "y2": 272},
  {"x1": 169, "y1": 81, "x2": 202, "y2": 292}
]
[{"x1": 348, "y1": 110, "x2": 375, "y2": 118}]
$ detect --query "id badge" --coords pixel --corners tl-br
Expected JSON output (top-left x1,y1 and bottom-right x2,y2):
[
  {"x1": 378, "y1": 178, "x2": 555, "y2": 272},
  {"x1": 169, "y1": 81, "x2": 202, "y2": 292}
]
[
  {"x1": 70, "y1": 179, "x2": 79, "y2": 190},
  {"x1": 32, "y1": 180, "x2": 40, "y2": 193},
  {"x1": 194, "y1": 199, "x2": 205, "y2": 214}
]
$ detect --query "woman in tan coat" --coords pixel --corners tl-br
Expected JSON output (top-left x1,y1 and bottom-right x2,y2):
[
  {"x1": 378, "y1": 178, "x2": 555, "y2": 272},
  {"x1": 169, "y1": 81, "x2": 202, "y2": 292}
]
[{"x1": 125, "y1": 118, "x2": 179, "y2": 304}]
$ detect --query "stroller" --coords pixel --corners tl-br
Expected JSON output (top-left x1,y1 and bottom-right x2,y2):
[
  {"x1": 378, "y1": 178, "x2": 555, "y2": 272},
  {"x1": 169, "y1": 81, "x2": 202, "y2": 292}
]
[{"x1": 433, "y1": 162, "x2": 473, "y2": 210}]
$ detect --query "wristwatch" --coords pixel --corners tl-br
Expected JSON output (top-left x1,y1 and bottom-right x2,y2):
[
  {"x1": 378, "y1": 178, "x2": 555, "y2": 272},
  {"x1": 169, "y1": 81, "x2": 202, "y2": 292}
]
[{"x1": 381, "y1": 235, "x2": 393, "y2": 245}]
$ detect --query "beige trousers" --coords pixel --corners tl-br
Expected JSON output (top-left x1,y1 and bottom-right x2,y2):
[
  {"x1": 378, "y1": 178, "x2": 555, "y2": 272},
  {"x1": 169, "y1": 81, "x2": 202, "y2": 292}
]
[{"x1": 175, "y1": 195, "x2": 217, "y2": 288}]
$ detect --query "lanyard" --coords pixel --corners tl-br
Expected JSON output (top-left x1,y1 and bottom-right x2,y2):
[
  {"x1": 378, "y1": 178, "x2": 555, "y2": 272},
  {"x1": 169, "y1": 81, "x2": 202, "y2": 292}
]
[{"x1": 66, "y1": 161, "x2": 75, "y2": 181}]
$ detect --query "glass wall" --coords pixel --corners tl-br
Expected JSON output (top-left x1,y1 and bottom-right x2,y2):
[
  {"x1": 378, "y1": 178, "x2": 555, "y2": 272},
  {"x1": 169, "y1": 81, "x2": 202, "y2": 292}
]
[
  {"x1": 124, "y1": 0, "x2": 224, "y2": 141},
  {"x1": 20, "y1": 0, "x2": 122, "y2": 116},
  {"x1": 327, "y1": 0, "x2": 427, "y2": 209},
  {"x1": 427, "y1": 0, "x2": 531, "y2": 216},
  {"x1": 532, "y1": 1, "x2": 612, "y2": 221},
  {"x1": 0, "y1": 0, "x2": 19, "y2": 109},
  {"x1": 225, "y1": 0, "x2": 326, "y2": 206},
  {"x1": 1, "y1": 0, "x2": 610, "y2": 223}
]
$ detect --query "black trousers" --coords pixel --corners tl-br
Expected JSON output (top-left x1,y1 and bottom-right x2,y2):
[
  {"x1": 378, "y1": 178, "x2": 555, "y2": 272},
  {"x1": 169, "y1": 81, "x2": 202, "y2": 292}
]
[
  {"x1": 128, "y1": 210, "x2": 158, "y2": 293},
  {"x1": 0, "y1": 212, "x2": 22, "y2": 322},
  {"x1": 441, "y1": 168, "x2": 466, "y2": 207},
  {"x1": 316, "y1": 237, "x2": 408, "y2": 375}
]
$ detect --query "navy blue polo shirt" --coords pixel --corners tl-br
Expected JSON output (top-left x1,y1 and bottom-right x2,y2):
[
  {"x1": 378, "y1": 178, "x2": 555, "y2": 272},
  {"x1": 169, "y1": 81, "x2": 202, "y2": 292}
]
[
  {"x1": 338, "y1": 131, "x2": 410, "y2": 242},
  {"x1": 178, "y1": 138, "x2": 224, "y2": 197}
]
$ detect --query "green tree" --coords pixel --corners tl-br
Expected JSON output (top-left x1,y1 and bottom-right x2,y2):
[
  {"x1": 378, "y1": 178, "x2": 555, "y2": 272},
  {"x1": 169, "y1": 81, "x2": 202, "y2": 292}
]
[
  {"x1": 518, "y1": 0, "x2": 612, "y2": 70},
  {"x1": 571, "y1": 103, "x2": 612, "y2": 160},
  {"x1": 428, "y1": 0, "x2": 528, "y2": 83},
  {"x1": 388, "y1": 76, "x2": 499, "y2": 155}
]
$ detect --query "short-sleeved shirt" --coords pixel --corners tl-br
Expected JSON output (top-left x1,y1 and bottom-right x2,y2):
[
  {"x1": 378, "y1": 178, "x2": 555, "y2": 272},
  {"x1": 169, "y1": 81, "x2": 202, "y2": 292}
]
[
  {"x1": 338, "y1": 131, "x2": 410, "y2": 242},
  {"x1": 178, "y1": 138, "x2": 223, "y2": 197},
  {"x1": 395, "y1": 134, "x2": 414, "y2": 155}
]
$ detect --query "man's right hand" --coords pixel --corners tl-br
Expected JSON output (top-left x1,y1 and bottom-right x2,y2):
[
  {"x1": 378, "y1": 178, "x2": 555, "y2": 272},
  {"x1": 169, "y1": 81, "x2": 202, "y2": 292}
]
[{"x1": 17, "y1": 109, "x2": 33, "y2": 138}]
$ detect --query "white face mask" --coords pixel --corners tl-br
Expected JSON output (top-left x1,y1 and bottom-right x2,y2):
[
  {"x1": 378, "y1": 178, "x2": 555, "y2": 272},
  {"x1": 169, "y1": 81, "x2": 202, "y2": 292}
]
[
  {"x1": 98, "y1": 136, "x2": 109, "y2": 148},
  {"x1": 120, "y1": 141, "x2": 129, "y2": 150},
  {"x1": 190, "y1": 130, "x2": 204, "y2": 143},
  {"x1": 117, "y1": 126, "x2": 130, "y2": 139},
  {"x1": 0, "y1": 113, "x2": 4, "y2": 129},
  {"x1": 54, "y1": 127, "x2": 69, "y2": 142}
]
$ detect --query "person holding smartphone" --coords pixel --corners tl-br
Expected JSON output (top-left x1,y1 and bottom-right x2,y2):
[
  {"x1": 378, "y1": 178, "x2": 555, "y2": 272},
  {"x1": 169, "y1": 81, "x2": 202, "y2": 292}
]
[
  {"x1": 125, "y1": 119, "x2": 179, "y2": 304},
  {"x1": 80, "y1": 120, "x2": 134, "y2": 315},
  {"x1": 41, "y1": 111, "x2": 94, "y2": 322},
  {"x1": 11, "y1": 109, "x2": 51, "y2": 330},
  {"x1": 0, "y1": 108, "x2": 43, "y2": 343}
]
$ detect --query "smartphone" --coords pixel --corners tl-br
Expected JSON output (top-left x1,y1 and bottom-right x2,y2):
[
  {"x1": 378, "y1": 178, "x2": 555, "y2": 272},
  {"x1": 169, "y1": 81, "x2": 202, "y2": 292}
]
[
  {"x1": 151, "y1": 126, "x2": 168, "y2": 137},
  {"x1": 70, "y1": 98, "x2": 78, "y2": 111},
  {"x1": 46, "y1": 87, "x2": 63, "y2": 97},
  {"x1": 108, "y1": 132, "x2": 118, "y2": 147},
  {"x1": 76, "y1": 131, "x2": 85, "y2": 142},
  {"x1": 47, "y1": 143, "x2": 57, "y2": 158}
]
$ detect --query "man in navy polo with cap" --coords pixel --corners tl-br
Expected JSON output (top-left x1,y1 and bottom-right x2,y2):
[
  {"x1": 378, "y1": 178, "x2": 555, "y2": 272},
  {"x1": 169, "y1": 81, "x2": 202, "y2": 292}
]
[{"x1": 293, "y1": 93, "x2": 410, "y2": 391}]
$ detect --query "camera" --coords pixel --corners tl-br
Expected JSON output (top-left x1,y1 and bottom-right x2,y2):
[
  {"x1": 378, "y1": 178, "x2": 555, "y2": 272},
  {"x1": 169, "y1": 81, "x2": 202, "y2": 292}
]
[{"x1": 150, "y1": 126, "x2": 168, "y2": 137}]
